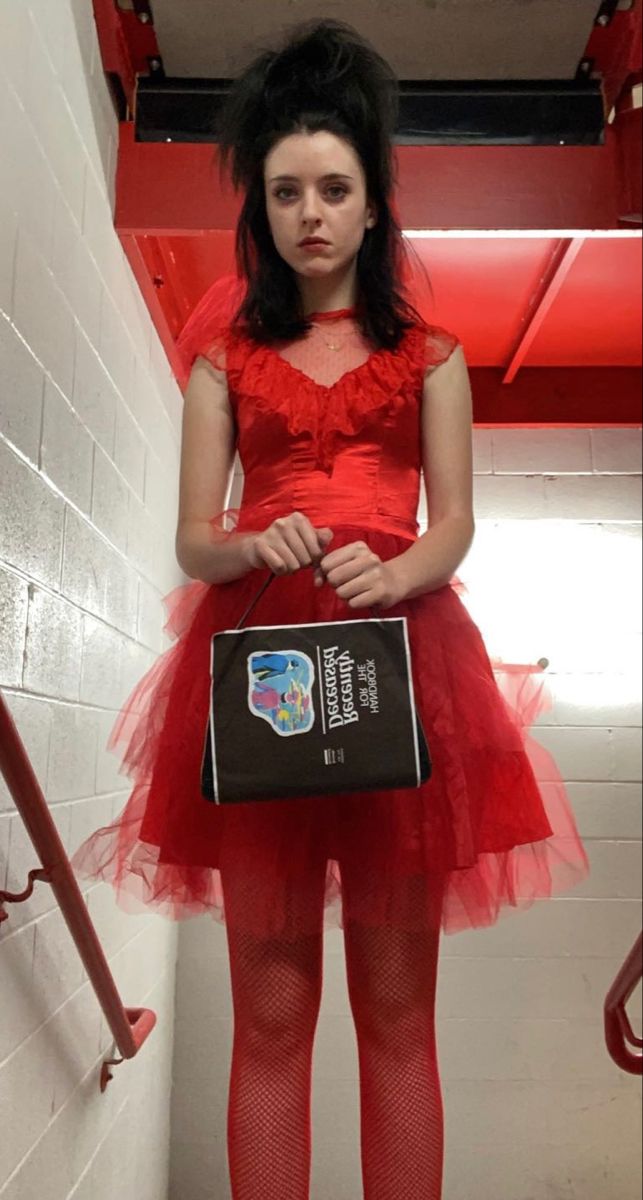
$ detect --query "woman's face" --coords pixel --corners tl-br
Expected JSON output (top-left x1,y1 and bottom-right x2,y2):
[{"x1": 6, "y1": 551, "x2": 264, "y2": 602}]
[{"x1": 263, "y1": 130, "x2": 377, "y2": 283}]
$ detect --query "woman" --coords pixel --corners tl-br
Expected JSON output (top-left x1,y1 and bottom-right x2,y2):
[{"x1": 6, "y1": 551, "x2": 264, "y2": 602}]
[{"x1": 72, "y1": 18, "x2": 588, "y2": 1199}]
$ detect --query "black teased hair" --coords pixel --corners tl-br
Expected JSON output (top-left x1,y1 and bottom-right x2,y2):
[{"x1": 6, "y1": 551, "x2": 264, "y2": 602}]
[{"x1": 215, "y1": 18, "x2": 431, "y2": 349}]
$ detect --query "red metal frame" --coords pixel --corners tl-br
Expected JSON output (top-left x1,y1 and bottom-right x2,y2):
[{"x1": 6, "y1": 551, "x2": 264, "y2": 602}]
[
  {"x1": 502, "y1": 238, "x2": 587, "y2": 385},
  {"x1": 614, "y1": 104, "x2": 643, "y2": 222},
  {"x1": 0, "y1": 692, "x2": 156, "y2": 1090},
  {"x1": 462, "y1": 366, "x2": 641, "y2": 426},
  {"x1": 585, "y1": 0, "x2": 643, "y2": 113},
  {"x1": 92, "y1": 0, "x2": 160, "y2": 114},
  {"x1": 91, "y1": 0, "x2": 642, "y2": 426},
  {"x1": 116, "y1": 129, "x2": 625, "y2": 236},
  {"x1": 91, "y1": 0, "x2": 642, "y2": 117},
  {"x1": 604, "y1": 933, "x2": 643, "y2": 1075}
]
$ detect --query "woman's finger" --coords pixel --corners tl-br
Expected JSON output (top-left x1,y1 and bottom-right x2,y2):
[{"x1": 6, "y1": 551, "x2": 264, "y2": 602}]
[
  {"x1": 256, "y1": 542, "x2": 289, "y2": 574},
  {"x1": 277, "y1": 514, "x2": 329, "y2": 564},
  {"x1": 325, "y1": 554, "x2": 380, "y2": 589},
  {"x1": 320, "y1": 540, "x2": 369, "y2": 572},
  {"x1": 279, "y1": 525, "x2": 317, "y2": 567},
  {"x1": 335, "y1": 568, "x2": 379, "y2": 602},
  {"x1": 346, "y1": 590, "x2": 378, "y2": 609},
  {"x1": 300, "y1": 517, "x2": 333, "y2": 559},
  {"x1": 312, "y1": 528, "x2": 333, "y2": 561}
]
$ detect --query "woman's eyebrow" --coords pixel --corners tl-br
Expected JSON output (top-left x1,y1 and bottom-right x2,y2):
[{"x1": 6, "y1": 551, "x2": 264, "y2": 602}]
[{"x1": 268, "y1": 173, "x2": 355, "y2": 182}]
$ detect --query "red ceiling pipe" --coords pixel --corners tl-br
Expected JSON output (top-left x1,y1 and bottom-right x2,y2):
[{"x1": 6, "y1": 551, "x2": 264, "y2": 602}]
[
  {"x1": 604, "y1": 933, "x2": 643, "y2": 1075},
  {"x1": 0, "y1": 691, "x2": 157, "y2": 1091}
]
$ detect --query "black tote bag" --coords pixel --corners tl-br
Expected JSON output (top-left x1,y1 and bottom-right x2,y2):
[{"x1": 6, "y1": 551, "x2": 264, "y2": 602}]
[{"x1": 201, "y1": 573, "x2": 431, "y2": 804}]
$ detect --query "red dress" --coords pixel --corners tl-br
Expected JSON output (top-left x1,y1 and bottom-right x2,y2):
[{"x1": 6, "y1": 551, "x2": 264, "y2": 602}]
[{"x1": 70, "y1": 278, "x2": 589, "y2": 936}]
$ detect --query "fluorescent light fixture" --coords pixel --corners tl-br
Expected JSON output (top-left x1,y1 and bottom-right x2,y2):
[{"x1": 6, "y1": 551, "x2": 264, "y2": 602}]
[{"x1": 458, "y1": 521, "x2": 642, "y2": 703}]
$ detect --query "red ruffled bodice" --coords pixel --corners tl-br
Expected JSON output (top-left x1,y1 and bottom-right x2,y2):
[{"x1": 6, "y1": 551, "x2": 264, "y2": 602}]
[
  {"x1": 190, "y1": 290, "x2": 460, "y2": 538},
  {"x1": 228, "y1": 314, "x2": 436, "y2": 501}
]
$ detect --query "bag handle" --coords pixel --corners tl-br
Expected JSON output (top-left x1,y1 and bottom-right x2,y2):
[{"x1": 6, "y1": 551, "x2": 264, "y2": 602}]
[
  {"x1": 234, "y1": 572, "x2": 276, "y2": 629},
  {"x1": 234, "y1": 571, "x2": 381, "y2": 630}
]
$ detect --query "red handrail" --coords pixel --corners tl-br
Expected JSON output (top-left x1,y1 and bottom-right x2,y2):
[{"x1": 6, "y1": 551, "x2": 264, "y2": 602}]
[
  {"x1": 604, "y1": 932, "x2": 643, "y2": 1075},
  {"x1": 0, "y1": 691, "x2": 156, "y2": 1090}
]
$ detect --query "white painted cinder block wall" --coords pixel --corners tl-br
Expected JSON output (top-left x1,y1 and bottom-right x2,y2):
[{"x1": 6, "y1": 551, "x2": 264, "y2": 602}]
[
  {"x1": 0, "y1": 3, "x2": 181, "y2": 1198},
  {"x1": 1, "y1": 5, "x2": 641, "y2": 1200},
  {"x1": 172, "y1": 430, "x2": 643, "y2": 1200}
]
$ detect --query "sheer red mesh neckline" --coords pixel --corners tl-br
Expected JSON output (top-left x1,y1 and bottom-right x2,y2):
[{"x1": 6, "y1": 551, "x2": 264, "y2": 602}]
[{"x1": 307, "y1": 306, "x2": 357, "y2": 320}]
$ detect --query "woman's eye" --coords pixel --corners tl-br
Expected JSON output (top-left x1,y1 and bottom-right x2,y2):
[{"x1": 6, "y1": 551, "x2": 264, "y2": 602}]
[{"x1": 273, "y1": 186, "x2": 348, "y2": 201}]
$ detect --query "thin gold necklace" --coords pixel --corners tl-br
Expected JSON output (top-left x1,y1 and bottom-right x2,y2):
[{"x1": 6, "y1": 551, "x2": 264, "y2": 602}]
[
  {"x1": 309, "y1": 318, "x2": 353, "y2": 352},
  {"x1": 311, "y1": 326, "x2": 343, "y2": 351}
]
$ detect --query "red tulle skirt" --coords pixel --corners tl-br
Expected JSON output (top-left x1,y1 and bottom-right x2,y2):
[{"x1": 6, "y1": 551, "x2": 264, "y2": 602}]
[{"x1": 70, "y1": 526, "x2": 589, "y2": 937}]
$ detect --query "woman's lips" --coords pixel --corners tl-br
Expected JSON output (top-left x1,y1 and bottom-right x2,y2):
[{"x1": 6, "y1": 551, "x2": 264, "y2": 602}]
[{"x1": 299, "y1": 241, "x2": 330, "y2": 252}]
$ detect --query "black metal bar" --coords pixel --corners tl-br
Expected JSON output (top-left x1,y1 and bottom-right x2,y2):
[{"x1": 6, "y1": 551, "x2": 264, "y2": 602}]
[{"x1": 134, "y1": 77, "x2": 606, "y2": 146}]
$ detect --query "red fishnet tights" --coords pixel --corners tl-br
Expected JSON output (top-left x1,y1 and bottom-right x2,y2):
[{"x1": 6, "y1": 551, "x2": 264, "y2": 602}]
[{"x1": 221, "y1": 859, "x2": 445, "y2": 1199}]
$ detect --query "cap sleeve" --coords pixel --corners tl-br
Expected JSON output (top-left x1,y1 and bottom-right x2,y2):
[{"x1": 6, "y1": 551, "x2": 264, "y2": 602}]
[
  {"x1": 175, "y1": 273, "x2": 247, "y2": 390},
  {"x1": 422, "y1": 324, "x2": 461, "y2": 375}
]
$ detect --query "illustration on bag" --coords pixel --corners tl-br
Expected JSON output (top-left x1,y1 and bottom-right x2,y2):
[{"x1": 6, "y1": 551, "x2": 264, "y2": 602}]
[{"x1": 247, "y1": 651, "x2": 315, "y2": 735}]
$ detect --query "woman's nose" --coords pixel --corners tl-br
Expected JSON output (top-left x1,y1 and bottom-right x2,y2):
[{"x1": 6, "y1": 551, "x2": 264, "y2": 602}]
[{"x1": 301, "y1": 191, "x2": 323, "y2": 224}]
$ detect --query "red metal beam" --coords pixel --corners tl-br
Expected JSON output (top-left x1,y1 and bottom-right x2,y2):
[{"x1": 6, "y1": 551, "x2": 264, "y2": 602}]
[
  {"x1": 577, "y1": 0, "x2": 643, "y2": 232},
  {"x1": 503, "y1": 239, "x2": 587, "y2": 384},
  {"x1": 614, "y1": 105, "x2": 643, "y2": 222},
  {"x1": 92, "y1": 0, "x2": 159, "y2": 112},
  {"x1": 586, "y1": 0, "x2": 643, "y2": 112},
  {"x1": 469, "y1": 367, "x2": 641, "y2": 425},
  {"x1": 115, "y1": 123, "x2": 622, "y2": 235}
]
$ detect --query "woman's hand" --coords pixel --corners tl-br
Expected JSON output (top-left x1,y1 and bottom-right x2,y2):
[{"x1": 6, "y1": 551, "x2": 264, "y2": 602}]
[
  {"x1": 315, "y1": 540, "x2": 407, "y2": 610},
  {"x1": 242, "y1": 511, "x2": 333, "y2": 575}
]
